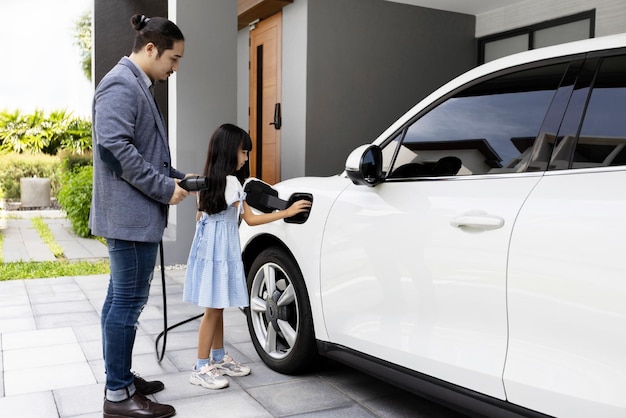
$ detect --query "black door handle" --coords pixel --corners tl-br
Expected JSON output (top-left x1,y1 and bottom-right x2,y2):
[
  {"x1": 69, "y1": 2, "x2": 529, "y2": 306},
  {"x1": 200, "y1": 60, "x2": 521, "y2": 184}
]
[{"x1": 269, "y1": 103, "x2": 281, "y2": 130}]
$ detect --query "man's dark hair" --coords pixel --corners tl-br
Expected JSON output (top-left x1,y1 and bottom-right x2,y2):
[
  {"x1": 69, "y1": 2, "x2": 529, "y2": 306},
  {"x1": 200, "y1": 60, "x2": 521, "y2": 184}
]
[{"x1": 130, "y1": 14, "x2": 184, "y2": 57}]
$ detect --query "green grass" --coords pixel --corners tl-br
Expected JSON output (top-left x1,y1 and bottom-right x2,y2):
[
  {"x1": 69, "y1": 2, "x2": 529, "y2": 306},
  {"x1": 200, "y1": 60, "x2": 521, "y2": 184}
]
[
  {"x1": 0, "y1": 215, "x2": 110, "y2": 280},
  {"x1": 31, "y1": 217, "x2": 64, "y2": 258},
  {"x1": 0, "y1": 260, "x2": 109, "y2": 280}
]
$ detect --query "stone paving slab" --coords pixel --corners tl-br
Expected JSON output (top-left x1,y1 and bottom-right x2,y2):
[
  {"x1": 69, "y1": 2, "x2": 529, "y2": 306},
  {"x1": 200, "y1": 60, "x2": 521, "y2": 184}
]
[
  {"x1": 44, "y1": 219, "x2": 108, "y2": 261},
  {"x1": 1, "y1": 211, "x2": 108, "y2": 263},
  {"x1": 2, "y1": 218, "x2": 56, "y2": 263},
  {"x1": 0, "y1": 266, "x2": 464, "y2": 417}
]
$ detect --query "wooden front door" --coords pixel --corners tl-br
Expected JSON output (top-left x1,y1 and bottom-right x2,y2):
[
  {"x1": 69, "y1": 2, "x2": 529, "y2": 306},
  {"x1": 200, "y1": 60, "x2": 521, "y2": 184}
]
[{"x1": 249, "y1": 12, "x2": 282, "y2": 185}]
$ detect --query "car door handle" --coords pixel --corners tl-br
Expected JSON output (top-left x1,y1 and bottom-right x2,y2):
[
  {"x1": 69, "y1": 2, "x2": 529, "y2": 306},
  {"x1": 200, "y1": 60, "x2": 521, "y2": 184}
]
[{"x1": 450, "y1": 212, "x2": 504, "y2": 230}]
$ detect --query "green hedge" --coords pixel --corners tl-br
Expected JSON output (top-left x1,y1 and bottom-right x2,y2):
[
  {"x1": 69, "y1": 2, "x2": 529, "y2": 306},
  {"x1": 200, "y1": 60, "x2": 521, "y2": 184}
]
[
  {"x1": 58, "y1": 149, "x2": 93, "y2": 175},
  {"x1": 57, "y1": 165, "x2": 93, "y2": 237},
  {"x1": 0, "y1": 153, "x2": 61, "y2": 199}
]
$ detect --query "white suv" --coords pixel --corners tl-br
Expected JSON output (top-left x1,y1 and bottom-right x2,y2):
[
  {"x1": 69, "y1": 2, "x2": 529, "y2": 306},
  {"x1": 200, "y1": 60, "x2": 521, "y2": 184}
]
[{"x1": 239, "y1": 33, "x2": 626, "y2": 418}]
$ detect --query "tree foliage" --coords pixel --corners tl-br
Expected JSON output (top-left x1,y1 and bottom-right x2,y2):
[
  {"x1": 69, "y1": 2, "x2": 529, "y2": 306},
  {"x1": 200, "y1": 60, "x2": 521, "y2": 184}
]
[
  {"x1": 0, "y1": 109, "x2": 91, "y2": 155},
  {"x1": 74, "y1": 11, "x2": 92, "y2": 82}
]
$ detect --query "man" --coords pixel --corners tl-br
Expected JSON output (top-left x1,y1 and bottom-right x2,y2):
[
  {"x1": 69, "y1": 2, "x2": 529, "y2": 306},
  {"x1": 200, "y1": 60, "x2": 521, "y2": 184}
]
[{"x1": 90, "y1": 14, "x2": 189, "y2": 418}]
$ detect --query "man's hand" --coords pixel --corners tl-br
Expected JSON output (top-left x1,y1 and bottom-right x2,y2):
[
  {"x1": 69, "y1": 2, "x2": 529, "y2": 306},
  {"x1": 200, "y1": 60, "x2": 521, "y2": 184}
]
[
  {"x1": 181, "y1": 173, "x2": 202, "y2": 195},
  {"x1": 168, "y1": 179, "x2": 190, "y2": 204}
]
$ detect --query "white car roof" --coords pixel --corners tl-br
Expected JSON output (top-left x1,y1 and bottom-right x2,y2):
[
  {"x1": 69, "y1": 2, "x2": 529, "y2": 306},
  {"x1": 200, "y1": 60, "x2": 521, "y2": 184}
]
[{"x1": 373, "y1": 33, "x2": 626, "y2": 146}]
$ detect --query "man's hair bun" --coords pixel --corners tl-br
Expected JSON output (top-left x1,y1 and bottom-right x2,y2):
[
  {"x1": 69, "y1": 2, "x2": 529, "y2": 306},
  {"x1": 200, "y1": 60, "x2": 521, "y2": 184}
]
[{"x1": 131, "y1": 14, "x2": 151, "y2": 31}]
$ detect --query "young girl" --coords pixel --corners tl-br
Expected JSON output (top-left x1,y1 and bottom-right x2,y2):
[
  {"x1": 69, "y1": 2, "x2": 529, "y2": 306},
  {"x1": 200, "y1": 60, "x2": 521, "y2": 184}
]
[{"x1": 183, "y1": 123, "x2": 311, "y2": 390}]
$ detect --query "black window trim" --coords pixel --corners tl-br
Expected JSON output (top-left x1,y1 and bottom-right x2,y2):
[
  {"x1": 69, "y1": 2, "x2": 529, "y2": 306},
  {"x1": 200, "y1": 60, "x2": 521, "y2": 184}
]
[
  {"x1": 383, "y1": 53, "x2": 587, "y2": 180},
  {"x1": 477, "y1": 10, "x2": 596, "y2": 64},
  {"x1": 554, "y1": 49, "x2": 626, "y2": 172}
]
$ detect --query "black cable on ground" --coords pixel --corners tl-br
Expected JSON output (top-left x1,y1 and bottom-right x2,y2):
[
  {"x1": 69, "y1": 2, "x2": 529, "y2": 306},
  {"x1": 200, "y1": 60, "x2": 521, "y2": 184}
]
[{"x1": 155, "y1": 241, "x2": 203, "y2": 363}]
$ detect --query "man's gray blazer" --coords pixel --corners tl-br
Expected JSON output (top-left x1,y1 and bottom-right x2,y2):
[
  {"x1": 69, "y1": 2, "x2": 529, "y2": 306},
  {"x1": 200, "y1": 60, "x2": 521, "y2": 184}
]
[{"x1": 89, "y1": 57, "x2": 184, "y2": 243}]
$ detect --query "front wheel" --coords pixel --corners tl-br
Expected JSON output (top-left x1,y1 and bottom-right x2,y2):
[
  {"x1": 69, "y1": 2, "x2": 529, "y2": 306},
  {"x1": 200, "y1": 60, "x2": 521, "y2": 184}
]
[{"x1": 246, "y1": 247, "x2": 318, "y2": 374}]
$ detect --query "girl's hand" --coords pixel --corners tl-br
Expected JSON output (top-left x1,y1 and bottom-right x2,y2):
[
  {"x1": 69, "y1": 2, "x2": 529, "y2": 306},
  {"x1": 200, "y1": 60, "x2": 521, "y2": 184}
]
[{"x1": 285, "y1": 199, "x2": 312, "y2": 217}]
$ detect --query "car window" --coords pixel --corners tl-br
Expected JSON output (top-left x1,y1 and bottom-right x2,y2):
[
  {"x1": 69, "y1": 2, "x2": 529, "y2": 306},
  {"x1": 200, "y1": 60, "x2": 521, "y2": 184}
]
[
  {"x1": 572, "y1": 54, "x2": 626, "y2": 168},
  {"x1": 385, "y1": 63, "x2": 570, "y2": 178}
]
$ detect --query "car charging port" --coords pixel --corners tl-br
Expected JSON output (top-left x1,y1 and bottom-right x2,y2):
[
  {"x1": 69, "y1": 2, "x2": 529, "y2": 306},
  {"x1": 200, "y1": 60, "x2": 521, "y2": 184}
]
[
  {"x1": 243, "y1": 179, "x2": 313, "y2": 224},
  {"x1": 285, "y1": 193, "x2": 313, "y2": 224}
]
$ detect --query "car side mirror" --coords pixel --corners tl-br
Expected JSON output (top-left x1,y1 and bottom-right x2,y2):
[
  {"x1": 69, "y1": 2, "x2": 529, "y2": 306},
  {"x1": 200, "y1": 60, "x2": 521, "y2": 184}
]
[{"x1": 345, "y1": 144, "x2": 383, "y2": 187}]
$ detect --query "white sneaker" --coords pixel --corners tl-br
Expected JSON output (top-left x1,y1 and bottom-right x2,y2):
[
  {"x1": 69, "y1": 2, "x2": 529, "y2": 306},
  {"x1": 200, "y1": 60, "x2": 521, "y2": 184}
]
[
  {"x1": 211, "y1": 354, "x2": 251, "y2": 377},
  {"x1": 189, "y1": 364, "x2": 229, "y2": 389}
]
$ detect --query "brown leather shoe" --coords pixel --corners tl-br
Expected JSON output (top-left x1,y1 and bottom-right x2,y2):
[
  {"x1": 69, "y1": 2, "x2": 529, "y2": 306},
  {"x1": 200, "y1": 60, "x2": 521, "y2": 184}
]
[
  {"x1": 103, "y1": 392, "x2": 175, "y2": 418},
  {"x1": 133, "y1": 373, "x2": 165, "y2": 395}
]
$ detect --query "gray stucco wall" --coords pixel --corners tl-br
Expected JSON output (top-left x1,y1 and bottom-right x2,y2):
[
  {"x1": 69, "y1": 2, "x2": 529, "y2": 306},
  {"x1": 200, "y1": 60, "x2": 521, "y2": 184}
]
[
  {"x1": 280, "y1": 1, "x2": 309, "y2": 181},
  {"x1": 304, "y1": 0, "x2": 476, "y2": 176},
  {"x1": 94, "y1": 1, "x2": 169, "y2": 120},
  {"x1": 165, "y1": 0, "x2": 237, "y2": 264},
  {"x1": 95, "y1": 0, "x2": 474, "y2": 262},
  {"x1": 94, "y1": 0, "x2": 238, "y2": 265}
]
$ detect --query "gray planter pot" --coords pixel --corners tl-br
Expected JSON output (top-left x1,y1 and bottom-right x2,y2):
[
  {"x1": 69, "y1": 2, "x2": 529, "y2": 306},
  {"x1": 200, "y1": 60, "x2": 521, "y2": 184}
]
[{"x1": 20, "y1": 177, "x2": 51, "y2": 208}]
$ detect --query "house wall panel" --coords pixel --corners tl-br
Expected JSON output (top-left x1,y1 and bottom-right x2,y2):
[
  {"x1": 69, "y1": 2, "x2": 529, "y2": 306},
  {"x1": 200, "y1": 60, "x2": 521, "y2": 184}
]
[{"x1": 477, "y1": 0, "x2": 626, "y2": 38}]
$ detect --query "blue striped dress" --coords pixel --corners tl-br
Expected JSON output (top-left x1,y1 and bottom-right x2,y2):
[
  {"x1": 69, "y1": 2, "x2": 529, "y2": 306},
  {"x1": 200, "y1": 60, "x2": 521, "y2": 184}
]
[{"x1": 183, "y1": 176, "x2": 249, "y2": 308}]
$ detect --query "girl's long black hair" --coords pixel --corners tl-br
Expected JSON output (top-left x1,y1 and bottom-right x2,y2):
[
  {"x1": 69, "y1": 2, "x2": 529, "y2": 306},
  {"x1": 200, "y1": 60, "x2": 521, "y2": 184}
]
[{"x1": 198, "y1": 123, "x2": 252, "y2": 215}]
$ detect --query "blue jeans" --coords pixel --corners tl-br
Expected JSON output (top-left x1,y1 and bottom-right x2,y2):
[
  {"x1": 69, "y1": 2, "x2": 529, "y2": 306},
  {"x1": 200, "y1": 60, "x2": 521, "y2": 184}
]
[{"x1": 102, "y1": 239, "x2": 159, "y2": 401}]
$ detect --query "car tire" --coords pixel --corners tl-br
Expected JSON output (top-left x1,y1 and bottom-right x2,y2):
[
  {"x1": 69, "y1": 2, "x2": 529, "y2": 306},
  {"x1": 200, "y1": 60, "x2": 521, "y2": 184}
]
[{"x1": 246, "y1": 246, "x2": 318, "y2": 374}]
